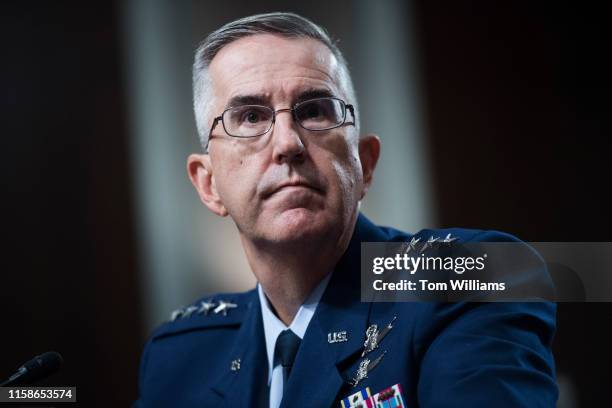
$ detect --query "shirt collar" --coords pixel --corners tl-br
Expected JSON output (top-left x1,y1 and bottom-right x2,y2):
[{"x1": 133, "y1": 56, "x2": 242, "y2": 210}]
[{"x1": 258, "y1": 272, "x2": 332, "y2": 385}]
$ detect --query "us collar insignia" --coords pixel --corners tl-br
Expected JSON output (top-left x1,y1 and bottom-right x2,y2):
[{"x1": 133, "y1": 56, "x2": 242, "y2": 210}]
[{"x1": 328, "y1": 331, "x2": 349, "y2": 344}]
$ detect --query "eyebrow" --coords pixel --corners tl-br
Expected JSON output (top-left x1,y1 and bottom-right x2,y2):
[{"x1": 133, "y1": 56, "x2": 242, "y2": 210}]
[
  {"x1": 224, "y1": 88, "x2": 337, "y2": 110},
  {"x1": 294, "y1": 88, "x2": 335, "y2": 104},
  {"x1": 225, "y1": 94, "x2": 269, "y2": 109}
]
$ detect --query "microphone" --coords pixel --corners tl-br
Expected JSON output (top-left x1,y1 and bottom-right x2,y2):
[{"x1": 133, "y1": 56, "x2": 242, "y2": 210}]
[{"x1": 0, "y1": 352, "x2": 63, "y2": 387}]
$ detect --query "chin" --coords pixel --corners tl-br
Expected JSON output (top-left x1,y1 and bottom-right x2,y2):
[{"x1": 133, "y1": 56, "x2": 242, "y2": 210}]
[{"x1": 266, "y1": 208, "x2": 333, "y2": 243}]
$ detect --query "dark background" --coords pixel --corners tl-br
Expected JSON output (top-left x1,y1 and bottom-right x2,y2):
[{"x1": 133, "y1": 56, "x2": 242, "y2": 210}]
[
  {"x1": 415, "y1": 3, "x2": 611, "y2": 407},
  {"x1": 2, "y1": 1, "x2": 610, "y2": 406}
]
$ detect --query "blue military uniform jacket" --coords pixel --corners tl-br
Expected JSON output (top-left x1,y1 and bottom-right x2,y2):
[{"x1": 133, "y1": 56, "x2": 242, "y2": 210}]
[{"x1": 135, "y1": 213, "x2": 557, "y2": 407}]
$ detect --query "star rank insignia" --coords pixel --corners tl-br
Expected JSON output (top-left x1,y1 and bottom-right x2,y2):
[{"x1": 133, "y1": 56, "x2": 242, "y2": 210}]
[
  {"x1": 404, "y1": 237, "x2": 421, "y2": 253},
  {"x1": 441, "y1": 233, "x2": 457, "y2": 244},
  {"x1": 182, "y1": 305, "x2": 199, "y2": 318},
  {"x1": 214, "y1": 300, "x2": 238, "y2": 316},
  {"x1": 170, "y1": 309, "x2": 184, "y2": 321},
  {"x1": 169, "y1": 298, "x2": 238, "y2": 321},
  {"x1": 197, "y1": 300, "x2": 216, "y2": 315},
  {"x1": 420, "y1": 235, "x2": 440, "y2": 253}
]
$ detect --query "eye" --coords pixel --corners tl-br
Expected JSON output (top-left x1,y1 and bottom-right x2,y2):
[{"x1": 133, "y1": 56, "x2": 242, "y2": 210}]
[
  {"x1": 304, "y1": 103, "x2": 322, "y2": 119},
  {"x1": 243, "y1": 110, "x2": 261, "y2": 124},
  {"x1": 228, "y1": 106, "x2": 272, "y2": 126},
  {"x1": 296, "y1": 98, "x2": 342, "y2": 127}
]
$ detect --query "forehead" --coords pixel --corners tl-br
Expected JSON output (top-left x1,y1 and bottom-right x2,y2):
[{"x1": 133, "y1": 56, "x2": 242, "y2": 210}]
[{"x1": 208, "y1": 34, "x2": 342, "y2": 106}]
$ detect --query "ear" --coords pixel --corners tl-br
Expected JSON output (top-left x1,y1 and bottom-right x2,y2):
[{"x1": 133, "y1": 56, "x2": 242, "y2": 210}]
[
  {"x1": 358, "y1": 134, "x2": 381, "y2": 199},
  {"x1": 187, "y1": 154, "x2": 228, "y2": 217}
]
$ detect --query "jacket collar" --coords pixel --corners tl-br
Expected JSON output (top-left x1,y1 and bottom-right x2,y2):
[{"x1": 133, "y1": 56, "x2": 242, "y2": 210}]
[
  {"x1": 280, "y1": 213, "x2": 390, "y2": 407},
  {"x1": 211, "y1": 213, "x2": 390, "y2": 407},
  {"x1": 209, "y1": 291, "x2": 268, "y2": 407}
]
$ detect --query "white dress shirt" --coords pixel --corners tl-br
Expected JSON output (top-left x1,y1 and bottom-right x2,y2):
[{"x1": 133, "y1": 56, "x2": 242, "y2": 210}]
[{"x1": 257, "y1": 273, "x2": 332, "y2": 408}]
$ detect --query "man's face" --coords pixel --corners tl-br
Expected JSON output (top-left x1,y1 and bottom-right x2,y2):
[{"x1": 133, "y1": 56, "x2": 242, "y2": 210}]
[{"x1": 194, "y1": 34, "x2": 373, "y2": 245}]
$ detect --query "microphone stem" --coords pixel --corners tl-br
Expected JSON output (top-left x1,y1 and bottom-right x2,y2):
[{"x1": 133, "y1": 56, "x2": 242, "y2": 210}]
[{"x1": 0, "y1": 367, "x2": 26, "y2": 387}]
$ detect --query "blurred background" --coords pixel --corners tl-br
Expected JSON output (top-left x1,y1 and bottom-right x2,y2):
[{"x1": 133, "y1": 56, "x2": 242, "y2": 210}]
[{"x1": 1, "y1": 0, "x2": 610, "y2": 406}]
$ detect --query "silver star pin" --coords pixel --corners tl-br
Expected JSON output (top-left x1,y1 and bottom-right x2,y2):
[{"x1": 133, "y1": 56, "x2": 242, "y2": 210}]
[
  {"x1": 405, "y1": 237, "x2": 421, "y2": 253},
  {"x1": 441, "y1": 233, "x2": 457, "y2": 244},
  {"x1": 214, "y1": 300, "x2": 238, "y2": 316},
  {"x1": 182, "y1": 305, "x2": 199, "y2": 318},
  {"x1": 197, "y1": 300, "x2": 216, "y2": 316},
  {"x1": 170, "y1": 308, "x2": 184, "y2": 321},
  {"x1": 420, "y1": 235, "x2": 440, "y2": 253},
  {"x1": 230, "y1": 358, "x2": 241, "y2": 371}
]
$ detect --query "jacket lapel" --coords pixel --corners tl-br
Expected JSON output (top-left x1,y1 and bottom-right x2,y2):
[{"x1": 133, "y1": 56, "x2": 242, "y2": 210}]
[
  {"x1": 280, "y1": 213, "x2": 390, "y2": 407},
  {"x1": 210, "y1": 291, "x2": 268, "y2": 407}
]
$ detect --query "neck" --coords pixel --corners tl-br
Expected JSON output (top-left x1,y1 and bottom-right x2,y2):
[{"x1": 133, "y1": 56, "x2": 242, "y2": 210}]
[{"x1": 241, "y1": 217, "x2": 357, "y2": 325}]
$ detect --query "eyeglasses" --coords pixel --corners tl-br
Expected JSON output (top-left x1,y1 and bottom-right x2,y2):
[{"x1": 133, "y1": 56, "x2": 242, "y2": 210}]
[{"x1": 206, "y1": 97, "x2": 355, "y2": 150}]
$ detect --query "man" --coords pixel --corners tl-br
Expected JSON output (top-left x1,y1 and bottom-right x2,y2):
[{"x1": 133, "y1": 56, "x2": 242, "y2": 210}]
[{"x1": 135, "y1": 12, "x2": 557, "y2": 407}]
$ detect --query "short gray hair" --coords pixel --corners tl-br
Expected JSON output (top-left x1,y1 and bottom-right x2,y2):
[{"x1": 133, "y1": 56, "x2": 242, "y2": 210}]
[{"x1": 193, "y1": 12, "x2": 359, "y2": 149}]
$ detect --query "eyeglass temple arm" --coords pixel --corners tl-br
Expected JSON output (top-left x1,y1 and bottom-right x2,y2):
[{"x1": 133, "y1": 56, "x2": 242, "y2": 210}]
[
  {"x1": 346, "y1": 104, "x2": 356, "y2": 125},
  {"x1": 204, "y1": 116, "x2": 222, "y2": 152}
]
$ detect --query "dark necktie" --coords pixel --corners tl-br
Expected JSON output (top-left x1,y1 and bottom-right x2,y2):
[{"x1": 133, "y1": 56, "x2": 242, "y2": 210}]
[{"x1": 274, "y1": 329, "x2": 302, "y2": 386}]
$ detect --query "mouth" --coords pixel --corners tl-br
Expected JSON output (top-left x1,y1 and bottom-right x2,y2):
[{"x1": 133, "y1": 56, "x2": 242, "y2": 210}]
[{"x1": 263, "y1": 180, "x2": 323, "y2": 199}]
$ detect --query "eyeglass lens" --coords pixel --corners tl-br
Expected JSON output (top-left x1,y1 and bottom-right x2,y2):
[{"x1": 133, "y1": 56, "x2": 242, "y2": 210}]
[{"x1": 223, "y1": 98, "x2": 346, "y2": 137}]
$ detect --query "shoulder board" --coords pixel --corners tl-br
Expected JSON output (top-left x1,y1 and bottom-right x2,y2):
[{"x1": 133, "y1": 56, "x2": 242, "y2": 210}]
[
  {"x1": 397, "y1": 228, "x2": 523, "y2": 254},
  {"x1": 410, "y1": 227, "x2": 481, "y2": 244},
  {"x1": 411, "y1": 227, "x2": 522, "y2": 244},
  {"x1": 150, "y1": 289, "x2": 257, "y2": 340}
]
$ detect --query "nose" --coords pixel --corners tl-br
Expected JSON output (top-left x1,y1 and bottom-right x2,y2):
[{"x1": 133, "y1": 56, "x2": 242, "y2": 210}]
[{"x1": 270, "y1": 109, "x2": 305, "y2": 164}]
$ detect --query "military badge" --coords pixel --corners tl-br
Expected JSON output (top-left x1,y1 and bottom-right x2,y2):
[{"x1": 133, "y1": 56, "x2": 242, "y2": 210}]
[
  {"x1": 350, "y1": 351, "x2": 386, "y2": 387},
  {"x1": 362, "y1": 324, "x2": 379, "y2": 356},
  {"x1": 340, "y1": 386, "x2": 371, "y2": 408},
  {"x1": 362, "y1": 316, "x2": 397, "y2": 357},
  {"x1": 328, "y1": 331, "x2": 348, "y2": 343},
  {"x1": 371, "y1": 383, "x2": 406, "y2": 407}
]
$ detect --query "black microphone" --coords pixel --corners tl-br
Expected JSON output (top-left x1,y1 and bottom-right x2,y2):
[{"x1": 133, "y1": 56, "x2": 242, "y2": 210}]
[{"x1": 0, "y1": 352, "x2": 63, "y2": 387}]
